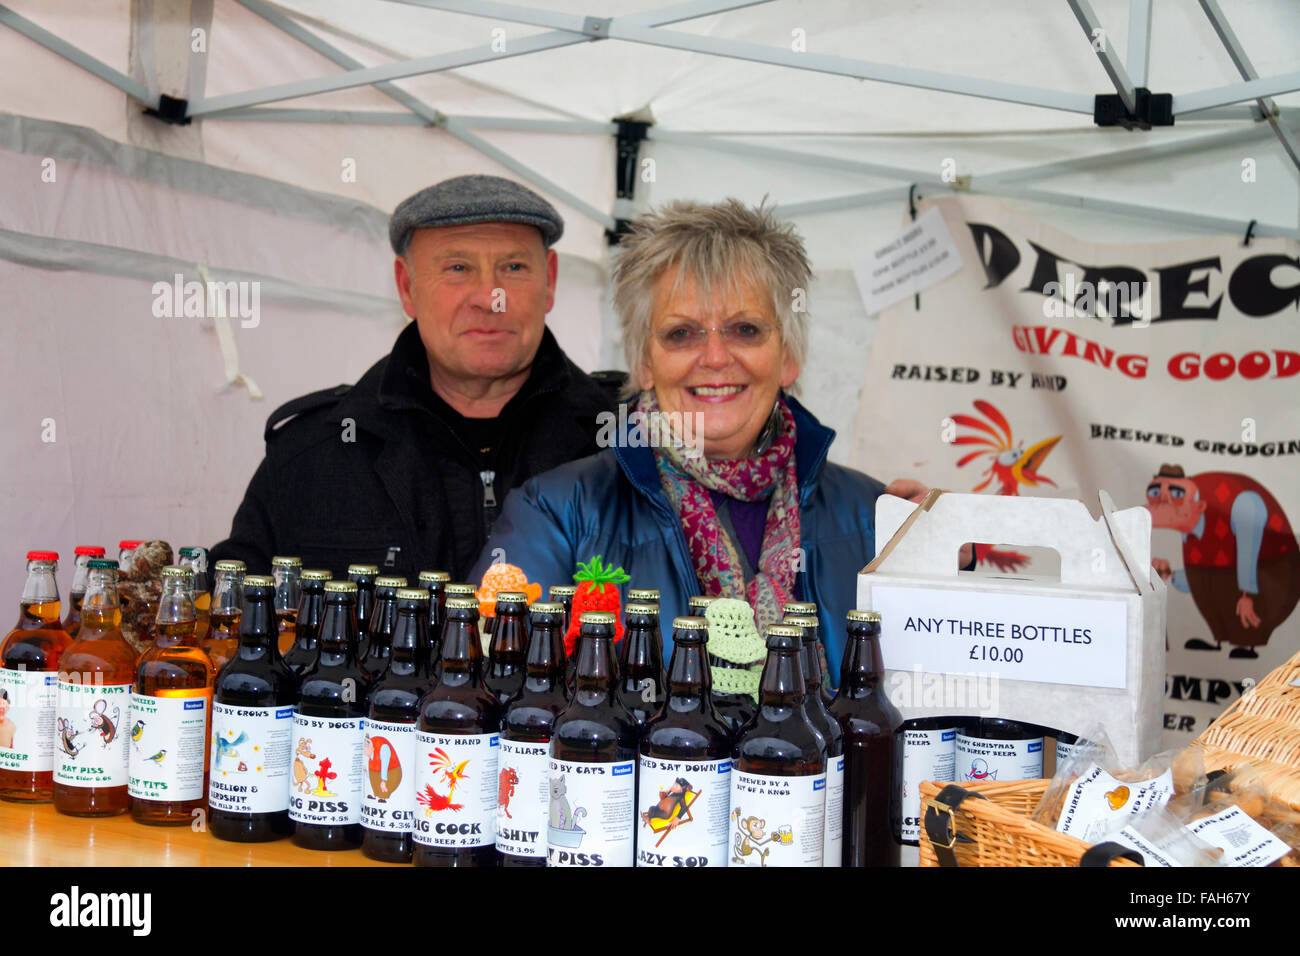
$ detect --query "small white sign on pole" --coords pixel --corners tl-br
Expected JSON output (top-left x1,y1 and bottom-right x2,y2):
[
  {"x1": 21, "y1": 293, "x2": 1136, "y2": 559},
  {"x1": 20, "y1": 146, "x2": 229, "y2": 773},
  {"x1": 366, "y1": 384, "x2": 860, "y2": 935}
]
[{"x1": 851, "y1": 206, "x2": 963, "y2": 315}]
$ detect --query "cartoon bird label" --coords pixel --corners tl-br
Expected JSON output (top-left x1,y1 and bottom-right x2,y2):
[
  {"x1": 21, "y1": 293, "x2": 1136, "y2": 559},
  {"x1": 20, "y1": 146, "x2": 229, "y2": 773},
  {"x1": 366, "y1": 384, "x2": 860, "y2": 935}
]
[
  {"x1": 495, "y1": 739, "x2": 551, "y2": 860},
  {"x1": 955, "y1": 733, "x2": 1043, "y2": 783},
  {"x1": 287, "y1": 715, "x2": 365, "y2": 826},
  {"x1": 1055, "y1": 763, "x2": 1174, "y2": 844},
  {"x1": 208, "y1": 703, "x2": 294, "y2": 814},
  {"x1": 728, "y1": 769, "x2": 826, "y2": 867},
  {"x1": 412, "y1": 732, "x2": 499, "y2": 849},
  {"x1": 635, "y1": 755, "x2": 730, "y2": 867},
  {"x1": 547, "y1": 758, "x2": 636, "y2": 867},
  {"x1": 54, "y1": 680, "x2": 131, "y2": 788},
  {"x1": 126, "y1": 690, "x2": 211, "y2": 802},
  {"x1": 361, "y1": 718, "x2": 416, "y2": 833},
  {"x1": 0, "y1": 668, "x2": 58, "y2": 773}
]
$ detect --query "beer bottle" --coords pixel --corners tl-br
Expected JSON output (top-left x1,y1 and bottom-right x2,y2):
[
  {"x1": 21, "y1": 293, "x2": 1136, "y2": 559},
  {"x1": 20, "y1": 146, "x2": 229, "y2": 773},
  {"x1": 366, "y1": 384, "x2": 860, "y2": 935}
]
[
  {"x1": 485, "y1": 591, "x2": 528, "y2": 708},
  {"x1": 118, "y1": 541, "x2": 143, "y2": 573},
  {"x1": 548, "y1": 611, "x2": 639, "y2": 868},
  {"x1": 178, "y1": 547, "x2": 211, "y2": 645},
  {"x1": 284, "y1": 569, "x2": 330, "y2": 676},
  {"x1": 205, "y1": 560, "x2": 245, "y2": 675},
  {"x1": 363, "y1": 588, "x2": 433, "y2": 863},
  {"x1": 730, "y1": 624, "x2": 826, "y2": 868},
  {"x1": 549, "y1": 585, "x2": 576, "y2": 636},
  {"x1": 272, "y1": 556, "x2": 302, "y2": 657},
  {"x1": 436, "y1": 584, "x2": 476, "y2": 672},
  {"x1": 618, "y1": 602, "x2": 665, "y2": 728},
  {"x1": 209, "y1": 575, "x2": 299, "y2": 842},
  {"x1": 697, "y1": 595, "x2": 758, "y2": 737},
  {"x1": 497, "y1": 602, "x2": 569, "y2": 868},
  {"x1": 785, "y1": 613, "x2": 844, "y2": 867},
  {"x1": 291, "y1": 581, "x2": 370, "y2": 850},
  {"x1": 1055, "y1": 730, "x2": 1080, "y2": 767},
  {"x1": 130, "y1": 566, "x2": 214, "y2": 825},
  {"x1": 627, "y1": 588, "x2": 660, "y2": 606},
  {"x1": 637, "y1": 617, "x2": 731, "y2": 868},
  {"x1": 348, "y1": 564, "x2": 379, "y2": 652},
  {"x1": 63, "y1": 546, "x2": 105, "y2": 637},
  {"x1": 413, "y1": 597, "x2": 500, "y2": 867},
  {"x1": 898, "y1": 717, "x2": 957, "y2": 849},
  {"x1": 0, "y1": 552, "x2": 71, "y2": 802},
  {"x1": 830, "y1": 610, "x2": 902, "y2": 867},
  {"x1": 956, "y1": 717, "x2": 1043, "y2": 783},
  {"x1": 54, "y1": 560, "x2": 137, "y2": 816},
  {"x1": 361, "y1": 576, "x2": 406, "y2": 681},
  {"x1": 418, "y1": 571, "x2": 450, "y2": 652}
]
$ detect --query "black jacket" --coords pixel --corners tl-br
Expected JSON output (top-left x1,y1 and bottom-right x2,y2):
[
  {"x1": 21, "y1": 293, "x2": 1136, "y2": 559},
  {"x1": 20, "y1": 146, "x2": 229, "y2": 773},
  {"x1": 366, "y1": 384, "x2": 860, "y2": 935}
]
[{"x1": 210, "y1": 322, "x2": 618, "y2": 581}]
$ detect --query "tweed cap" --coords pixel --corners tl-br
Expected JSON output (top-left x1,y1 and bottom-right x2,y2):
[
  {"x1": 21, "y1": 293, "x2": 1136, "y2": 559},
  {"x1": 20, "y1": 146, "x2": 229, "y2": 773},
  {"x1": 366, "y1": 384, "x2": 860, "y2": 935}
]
[{"x1": 389, "y1": 174, "x2": 564, "y2": 254}]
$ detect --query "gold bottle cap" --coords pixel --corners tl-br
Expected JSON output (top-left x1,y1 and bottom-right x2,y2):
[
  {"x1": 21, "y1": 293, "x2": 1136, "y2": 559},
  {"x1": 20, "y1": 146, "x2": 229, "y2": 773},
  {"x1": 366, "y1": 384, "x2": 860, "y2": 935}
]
[
  {"x1": 495, "y1": 590, "x2": 528, "y2": 603},
  {"x1": 418, "y1": 570, "x2": 451, "y2": 584},
  {"x1": 375, "y1": 576, "x2": 408, "y2": 589},
  {"x1": 445, "y1": 597, "x2": 480, "y2": 611},
  {"x1": 160, "y1": 565, "x2": 194, "y2": 580},
  {"x1": 324, "y1": 581, "x2": 358, "y2": 595},
  {"x1": 529, "y1": 602, "x2": 564, "y2": 615},
  {"x1": 783, "y1": 614, "x2": 819, "y2": 629},
  {"x1": 784, "y1": 601, "x2": 817, "y2": 616},
  {"x1": 625, "y1": 603, "x2": 658, "y2": 616},
  {"x1": 396, "y1": 587, "x2": 430, "y2": 602},
  {"x1": 271, "y1": 556, "x2": 302, "y2": 568},
  {"x1": 445, "y1": 583, "x2": 477, "y2": 596},
  {"x1": 244, "y1": 574, "x2": 275, "y2": 588},
  {"x1": 302, "y1": 569, "x2": 332, "y2": 583},
  {"x1": 847, "y1": 609, "x2": 882, "y2": 623},
  {"x1": 579, "y1": 611, "x2": 616, "y2": 626},
  {"x1": 549, "y1": 585, "x2": 577, "y2": 597},
  {"x1": 628, "y1": 588, "x2": 660, "y2": 602},
  {"x1": 765, "y1": 624, "x2": 803, "y2": 639},
  {"x1": 214, "y1": 560, "x2": 246, "y2": 573},
  {"x1": 672, "y1": 616, "x2": 709, "y2": 631},
  {"x1": 347, "y1": 564, "x2": 380, "y2": 576},
  {"x1": 687, "y1": 595, "x2": 716, "y2": 610}
]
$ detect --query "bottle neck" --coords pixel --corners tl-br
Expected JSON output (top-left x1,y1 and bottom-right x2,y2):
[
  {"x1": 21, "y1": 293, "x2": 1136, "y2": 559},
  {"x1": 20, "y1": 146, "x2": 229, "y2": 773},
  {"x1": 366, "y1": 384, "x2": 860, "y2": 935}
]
[
  {"x1": 758, "y1": 648, "x2": 806, "y2": 710},
  {"x1": 440, "y1": 617, "x2": 483, "y2": 681},
  {"x1": 387, "y1": 607, "x2": 427, "y2": 675},
  {"x1": 573, "y1": 632, "x2": 617, "y2": 701},
  {"x1": 79, "y1": 572, "x2": 122, "y2": 634},
  {"x1": 523, "y1": 622, "x2": 565, "y2": 689},
  {"x1": 318, "y1": 600, "x2": 359, "y2": 661},
  {"x1": 839, "y1": 627, "x2": 884, "y2": 697},
  {"x1": 620, "y1": 621, "x2": 658, "y2": 667},
  {"x1": 21, "y1": 564, "x2": 59, "y2": 607},
  {"x1": 800, "y1": 636, "x2": 824, "y2": 692},
  {"x1": 491, "y1": 611, "x2": 527, "y2": 658},
  {"x1": 666, "y1": 640, "x2": 710, "y2": 709},
  {"x1": 298, "y1": 589, "x2": 326, "y2": 635},
  {"x1": 239, "y1": 595, "x2": 276, "y2": 652},
  {"x1": 155, "y1": 581, "x2": 196, "y2": 629}
]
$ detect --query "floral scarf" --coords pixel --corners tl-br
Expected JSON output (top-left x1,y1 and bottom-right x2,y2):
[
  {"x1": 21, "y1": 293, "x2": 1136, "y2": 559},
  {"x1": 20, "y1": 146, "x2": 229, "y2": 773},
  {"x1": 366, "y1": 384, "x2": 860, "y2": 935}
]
[{"x1": 641, "y1": 390, "x2": 801, "y2": 634}]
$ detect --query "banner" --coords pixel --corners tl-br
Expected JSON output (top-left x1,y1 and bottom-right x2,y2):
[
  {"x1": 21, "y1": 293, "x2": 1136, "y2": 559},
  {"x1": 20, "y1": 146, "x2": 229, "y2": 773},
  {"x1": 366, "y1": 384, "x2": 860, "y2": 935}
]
[{"x1": 852, "y1": 196, "x2": 1300, "y2": 749}]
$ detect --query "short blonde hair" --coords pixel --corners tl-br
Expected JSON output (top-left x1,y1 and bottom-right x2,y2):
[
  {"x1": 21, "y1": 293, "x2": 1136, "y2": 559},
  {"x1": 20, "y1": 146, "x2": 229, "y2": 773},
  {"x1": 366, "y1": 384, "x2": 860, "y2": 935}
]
[{"x1": 612, "y1": 199, "x2": 811, "y2": 396}]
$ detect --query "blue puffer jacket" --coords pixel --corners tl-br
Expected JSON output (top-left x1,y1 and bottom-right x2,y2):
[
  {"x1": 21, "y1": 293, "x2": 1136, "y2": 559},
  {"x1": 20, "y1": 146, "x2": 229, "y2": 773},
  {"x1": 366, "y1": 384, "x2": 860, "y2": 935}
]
[{"x1": 469, "y1": 395, "x2": 886, "y2": 688}]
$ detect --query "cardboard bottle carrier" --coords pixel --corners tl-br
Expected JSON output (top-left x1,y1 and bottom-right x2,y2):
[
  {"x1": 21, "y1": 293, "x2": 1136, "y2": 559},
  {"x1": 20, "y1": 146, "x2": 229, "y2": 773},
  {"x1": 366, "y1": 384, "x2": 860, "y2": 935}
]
[{"x1": 859, "y1": 489, "x2": 1166, "y2": 766}]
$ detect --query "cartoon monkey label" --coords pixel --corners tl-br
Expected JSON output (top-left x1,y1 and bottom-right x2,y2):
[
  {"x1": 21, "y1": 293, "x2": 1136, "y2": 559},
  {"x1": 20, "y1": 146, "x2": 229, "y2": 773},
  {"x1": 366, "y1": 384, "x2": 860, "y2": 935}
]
[
  {"x1": 54, "y1": 680, "x2": 131, "y2": 788},
  {"x1": 728, "y1": 769, "x2": 826, "y2": 868}
]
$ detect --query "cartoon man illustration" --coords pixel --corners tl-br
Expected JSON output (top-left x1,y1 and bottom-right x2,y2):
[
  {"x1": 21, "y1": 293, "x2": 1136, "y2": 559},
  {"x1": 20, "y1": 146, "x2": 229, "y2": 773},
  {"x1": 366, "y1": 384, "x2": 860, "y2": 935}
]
[
  {"x1": 1146, "y1": 464, "x2": 1300, "y2": 659},
  {"x1": 0, "y1": 689, "x2": 16, "y2": 749}
]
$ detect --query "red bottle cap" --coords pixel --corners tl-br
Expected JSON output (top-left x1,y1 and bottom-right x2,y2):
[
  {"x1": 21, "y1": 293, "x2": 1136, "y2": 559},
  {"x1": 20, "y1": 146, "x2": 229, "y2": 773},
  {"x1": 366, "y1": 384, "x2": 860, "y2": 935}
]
[
  {"x1": 26, "y1": 550, "x2": 59, "y2": 561},
  {"x1": 75, "y1": 545, "x2": 106, "y2": 557},
  {"x1": 118, "y1": 540, "x2": 143, "y2": 549}
]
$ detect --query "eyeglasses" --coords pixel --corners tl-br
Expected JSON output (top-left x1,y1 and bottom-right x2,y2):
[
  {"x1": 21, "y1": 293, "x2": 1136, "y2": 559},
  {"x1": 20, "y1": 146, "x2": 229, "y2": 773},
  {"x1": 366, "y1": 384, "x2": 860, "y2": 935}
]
[{"x1": 652, "y1": 320, "x2": 776, "y2": 353}]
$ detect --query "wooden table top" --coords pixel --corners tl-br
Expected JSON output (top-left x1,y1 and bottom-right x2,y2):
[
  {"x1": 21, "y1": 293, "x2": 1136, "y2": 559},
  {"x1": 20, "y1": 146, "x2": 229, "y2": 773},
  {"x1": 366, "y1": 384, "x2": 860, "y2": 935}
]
[{"x1": 0, "y1": 800, "x2": 404, "y2": 867}]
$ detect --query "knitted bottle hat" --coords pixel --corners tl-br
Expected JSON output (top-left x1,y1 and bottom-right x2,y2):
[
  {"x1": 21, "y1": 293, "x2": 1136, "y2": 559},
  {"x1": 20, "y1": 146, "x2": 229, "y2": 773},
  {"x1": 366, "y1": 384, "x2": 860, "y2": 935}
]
[{"x1": 705, "y1": 598, "x2": 765, "y2": 703}]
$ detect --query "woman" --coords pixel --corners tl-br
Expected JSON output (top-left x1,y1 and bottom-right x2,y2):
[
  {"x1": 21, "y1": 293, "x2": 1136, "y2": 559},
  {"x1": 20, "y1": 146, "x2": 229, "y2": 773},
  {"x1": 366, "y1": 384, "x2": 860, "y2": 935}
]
[{"x1": 471, "y1": 199, "x2": 928, "y2": 687}]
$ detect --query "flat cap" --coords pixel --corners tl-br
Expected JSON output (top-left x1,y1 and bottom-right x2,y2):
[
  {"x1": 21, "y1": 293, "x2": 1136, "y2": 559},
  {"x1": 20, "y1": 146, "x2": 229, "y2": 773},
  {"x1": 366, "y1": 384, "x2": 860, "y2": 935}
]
[{"x1": 389, "y1": 174, "x2": 564, "y2": 255}]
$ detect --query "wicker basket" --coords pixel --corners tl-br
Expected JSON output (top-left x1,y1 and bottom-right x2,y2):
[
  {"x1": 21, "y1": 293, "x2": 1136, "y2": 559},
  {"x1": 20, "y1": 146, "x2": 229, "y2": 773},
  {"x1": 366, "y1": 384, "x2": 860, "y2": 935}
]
[
  {"x1": 917, "y1": 778, "x2": 1139, "y2": 867},
  {"x1": 1195, "y1": 646, "x2": 1300, "y2": 809}
]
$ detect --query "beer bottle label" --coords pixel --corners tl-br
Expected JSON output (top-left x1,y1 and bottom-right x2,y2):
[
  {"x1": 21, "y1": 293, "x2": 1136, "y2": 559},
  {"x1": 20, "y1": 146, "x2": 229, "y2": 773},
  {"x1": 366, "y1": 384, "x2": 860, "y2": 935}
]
[
  {"x1": 208, "y1": 703, "x2": 295, "y2": 814},
  {"x1": 128, "y1": 690, "x2": 211, "y2": 802},
  {"x1": 1056, "y1": 738, "x2": 1080, "y2": 766},
  {"x1": 288, "y1": 714, "x2": 365, "y2": 826},
  {"x1": 955, "y1": 732, "x2": 1043, "y2": 783},
  {"x1": 823, "y1": 755, "x2": 845, "y2": 867},
  {"x1": 900, "y1": 727, "x2": 957, "y2": 842},
  {"x1": 635, "y1": 755, "x2": 731, "y2": 868},
  {"x1": 0, "y1": 668, "x2": 58, "y2": 773},
  {"x1": 361, "y1": 718, "x2": 416, "y2": 833},
  {"x1": 496, "y1": 738, "x2": 551, "y2": 859},
  {"x1": 54, "y1": 680, "x2": 132, "y2": 788},
  {"x1": 411, "y1": 731, "x2": 498, "y2": 849},
  {"x1": 547, "y1": 757, "x2": 636, "y2": 868},
  {"x1": 728, "y1": 769, "x2": 826, "y2": 868}
]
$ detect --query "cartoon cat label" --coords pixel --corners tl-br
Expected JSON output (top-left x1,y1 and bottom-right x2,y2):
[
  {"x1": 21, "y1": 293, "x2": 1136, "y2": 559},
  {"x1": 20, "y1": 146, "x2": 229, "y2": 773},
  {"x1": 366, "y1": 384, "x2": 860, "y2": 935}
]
[
  {"x1": 547, "y1": 758, "x2": 635, "y2": 868},
  {"x1": 411, "y1": 732, "x2": 498, "y2": 848},
  {"x1": 208, "y1": 703, "x2": 294, "y2": 814},
  {"x1": 636, "y1": 755, "x2": 730, "y2": 867},
  {"x1": 54, "y1": 681, "x2": 131, "y2": 788}
]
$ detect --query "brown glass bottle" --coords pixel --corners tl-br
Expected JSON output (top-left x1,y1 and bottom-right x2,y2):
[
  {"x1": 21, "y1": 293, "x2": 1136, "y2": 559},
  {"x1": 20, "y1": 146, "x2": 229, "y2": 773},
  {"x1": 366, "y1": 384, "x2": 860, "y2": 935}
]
[
  {"x1": 62, "y1": 546, "x2": 105, "y2": 638},
  {"x1": 618, "y1": 602, "x2": 665, "y2": 728},
  {"x1": 205, "y1": 560, "x2": 245, "y2": 676},
  {"x1": 209, "y1": 576, "x2": 299, "y2": 842},
  {"x1": 0, "y1": 552, "x2": 72, "y2": 802},
  {"x1": 829, "y1": 610, "x2": 902, "y2": 867},
  {"x1": 418, "y1": 571, "x2": 449, "y2": 656},
  {"x1": 637, "y1": 617, "x2": 731, "y2": 868},
  {"x1": 292, "y1": 581, "x2": 371, "y2": 850},
  {"x1": 130, "y1": 566, "x2": 214, "y2": 825},
  {"x1": 697, "y1": 595, "x2": 756, "y2": 737},
  {"x1": 784, "y1": 614, "x2": 844, "y2": 866},
  {"x1": 485, "y1": 591, "x2": 528, "y2": 708},
  {"x1": 361, "y1": 576, "x2": 406, "y2": 681},
  {"x1": 549, "y1": 585, "x2": 576, "y2": 636},
  {"x1": 730, "y1": 625, "x2": 827, "y2": 868},
  {"x1": 363, "y1": 588, "x2": 433, "y2": 863},
  {"x1": 349, "y1": 564, "x2": 379, "y2": 654},
  {"x1": 272, "y1": 556, "x2": 302, "y2": 657},
  {"x1": 549, "y1": 612, "x2": 639, "y2": 868},
  {"x1": 54, "y1": 560, "x2": 138, "y2": 816},
  {"x1": 413, "y1": 597, "x2": 501, "y2": 867},
  {"x1": 284, "y1": 570, "x2": 330, "y2": 676},
  {"x1": 497, "y1": 602, "x2": 569, "y2": 868}
]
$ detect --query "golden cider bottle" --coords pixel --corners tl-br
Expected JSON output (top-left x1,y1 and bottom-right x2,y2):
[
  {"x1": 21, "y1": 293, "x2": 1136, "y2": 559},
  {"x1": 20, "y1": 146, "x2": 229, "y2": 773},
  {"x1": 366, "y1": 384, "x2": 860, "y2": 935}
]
[
  {"x1": 204, "y1": 560, "x2": 244, "y2": 676},
  {"x1": 272, "y1": 556, "x2": 302, "y2": 657}
]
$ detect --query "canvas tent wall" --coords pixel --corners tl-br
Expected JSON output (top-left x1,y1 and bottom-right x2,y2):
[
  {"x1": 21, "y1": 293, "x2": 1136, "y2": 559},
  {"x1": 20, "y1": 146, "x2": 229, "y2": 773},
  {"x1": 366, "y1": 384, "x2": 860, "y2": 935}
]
[{"x1": 1, "y1": 0, "x2": 1298, "y2": 602}]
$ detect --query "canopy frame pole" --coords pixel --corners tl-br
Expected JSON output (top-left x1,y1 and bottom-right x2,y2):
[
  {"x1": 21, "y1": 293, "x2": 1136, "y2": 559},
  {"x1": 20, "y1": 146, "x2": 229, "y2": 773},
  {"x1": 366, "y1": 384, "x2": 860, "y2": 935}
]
[
  {"x1": 1174, "y1": 70, "x2": 1300, "y2": 115},
  {"x1": 1126, "y1": 0, "x2": 1152, "y2": 89},
  {"x1": 1066, "y1": 0, "x2": 1137, "y2": 116}
]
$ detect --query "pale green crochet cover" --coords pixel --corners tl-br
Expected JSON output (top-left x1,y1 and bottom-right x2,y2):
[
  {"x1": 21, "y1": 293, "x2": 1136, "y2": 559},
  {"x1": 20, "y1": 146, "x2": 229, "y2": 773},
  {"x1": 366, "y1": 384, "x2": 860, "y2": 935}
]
[{"x1": 705, "y1": 598, "x2": 764, "y2": 702}]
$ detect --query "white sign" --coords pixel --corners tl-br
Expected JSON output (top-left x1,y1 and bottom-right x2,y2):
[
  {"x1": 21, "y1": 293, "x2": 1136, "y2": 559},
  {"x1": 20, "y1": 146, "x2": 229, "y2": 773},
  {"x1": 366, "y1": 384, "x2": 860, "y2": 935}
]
[
  {"x1": 872, "y1": 585, "x2": 1128, "y2": 689},
  {"x1": 851, "y1": 206, "x2": 963, "y2": 315}
]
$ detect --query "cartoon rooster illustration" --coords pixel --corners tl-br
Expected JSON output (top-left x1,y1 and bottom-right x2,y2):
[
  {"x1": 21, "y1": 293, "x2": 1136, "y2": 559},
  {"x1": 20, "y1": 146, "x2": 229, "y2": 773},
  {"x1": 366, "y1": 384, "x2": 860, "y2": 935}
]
[
  {"x1": 417, "y1": 747, "x2": 471, "y2": 814},
  {"x1": 951, "y1": 400, "x2": 1062, "y2": 573}
]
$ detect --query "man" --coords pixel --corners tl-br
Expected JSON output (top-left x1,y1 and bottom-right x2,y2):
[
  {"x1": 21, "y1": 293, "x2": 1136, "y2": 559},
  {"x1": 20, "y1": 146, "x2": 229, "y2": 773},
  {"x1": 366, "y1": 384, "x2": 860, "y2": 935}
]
[{"x1": 211, "y1": 175, "x2": 619, "y2": 581}]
